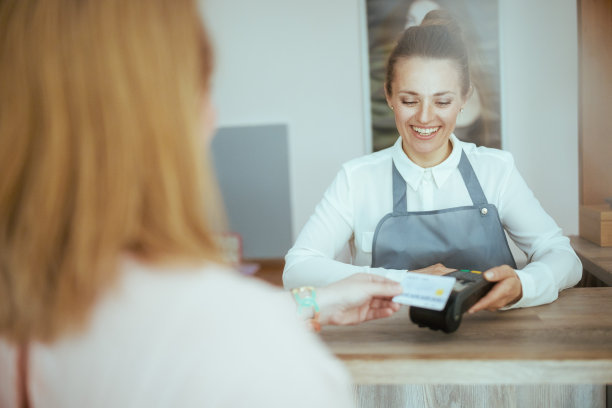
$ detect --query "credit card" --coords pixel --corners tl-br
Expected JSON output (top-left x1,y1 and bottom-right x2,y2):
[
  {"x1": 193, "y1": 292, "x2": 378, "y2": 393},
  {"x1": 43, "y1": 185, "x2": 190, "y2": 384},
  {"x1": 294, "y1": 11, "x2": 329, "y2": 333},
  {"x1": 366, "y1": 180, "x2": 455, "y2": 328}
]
[{"x1": 392, "y1": 272, "x2": 456, "y2": 311}]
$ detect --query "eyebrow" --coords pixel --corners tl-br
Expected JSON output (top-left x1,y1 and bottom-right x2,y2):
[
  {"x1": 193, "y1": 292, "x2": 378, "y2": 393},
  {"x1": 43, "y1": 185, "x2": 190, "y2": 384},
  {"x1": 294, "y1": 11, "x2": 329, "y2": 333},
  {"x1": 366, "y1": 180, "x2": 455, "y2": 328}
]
[{"x1": 398, "y1": 91, "x2": 456, "y2": 97}]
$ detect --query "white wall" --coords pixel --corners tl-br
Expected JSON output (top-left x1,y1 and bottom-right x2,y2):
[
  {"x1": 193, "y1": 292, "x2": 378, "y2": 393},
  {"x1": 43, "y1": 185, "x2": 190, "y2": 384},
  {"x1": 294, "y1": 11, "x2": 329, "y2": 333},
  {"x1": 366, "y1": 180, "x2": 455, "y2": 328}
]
[
  {"x1": 201, "y1": 0, "x2": 368, "y2": 235},
  {"x1": 201, "y1": 0, "x2": 580, "y2": 239},
  {"x1": 499, "y1": 0, "x2": 579, "y2": 235}
]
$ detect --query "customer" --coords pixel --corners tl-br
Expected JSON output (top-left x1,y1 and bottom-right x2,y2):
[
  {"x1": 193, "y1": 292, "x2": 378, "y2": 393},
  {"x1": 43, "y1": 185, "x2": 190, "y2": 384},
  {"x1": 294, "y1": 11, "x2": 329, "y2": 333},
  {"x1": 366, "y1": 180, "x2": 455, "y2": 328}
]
[{"x1": 0, "y1": 1, "x2": 402, "y2": 406}]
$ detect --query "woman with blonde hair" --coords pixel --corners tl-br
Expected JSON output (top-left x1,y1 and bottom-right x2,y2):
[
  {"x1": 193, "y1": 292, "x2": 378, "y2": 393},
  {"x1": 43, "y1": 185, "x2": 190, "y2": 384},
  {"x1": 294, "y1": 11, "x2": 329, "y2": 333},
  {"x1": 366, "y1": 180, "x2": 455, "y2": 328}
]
[{"x1": 0, "y1": 0, "x2": 402, "y2": 406}]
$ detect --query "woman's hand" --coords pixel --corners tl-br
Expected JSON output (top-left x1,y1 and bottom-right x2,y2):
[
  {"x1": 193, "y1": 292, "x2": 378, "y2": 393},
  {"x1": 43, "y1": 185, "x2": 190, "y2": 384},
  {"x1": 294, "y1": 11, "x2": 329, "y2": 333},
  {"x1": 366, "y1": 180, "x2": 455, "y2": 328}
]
[
  {"x1": 468, "y1": 265, "x2": 523, "y2": 313},
  {"x1": 315, "y1": 274, "x2": 403, "y2": 326},
  {"x1": 411, "y1": 263, "x2": 456, "y2": 276}
]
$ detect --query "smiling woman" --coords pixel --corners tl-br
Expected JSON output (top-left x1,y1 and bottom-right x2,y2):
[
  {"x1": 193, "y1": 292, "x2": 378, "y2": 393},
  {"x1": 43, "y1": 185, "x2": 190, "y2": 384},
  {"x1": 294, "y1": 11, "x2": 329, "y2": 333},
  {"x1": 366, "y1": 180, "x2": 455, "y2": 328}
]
[
  {"x1": 283, "y1": 10, "x2": 582, "y2": 315},
  {"x1": 383, "y1": 12, "x2": 468, "y2": 168},
  {"x1": 386, "y1": 57, "x2": 463, "y2": 167}
]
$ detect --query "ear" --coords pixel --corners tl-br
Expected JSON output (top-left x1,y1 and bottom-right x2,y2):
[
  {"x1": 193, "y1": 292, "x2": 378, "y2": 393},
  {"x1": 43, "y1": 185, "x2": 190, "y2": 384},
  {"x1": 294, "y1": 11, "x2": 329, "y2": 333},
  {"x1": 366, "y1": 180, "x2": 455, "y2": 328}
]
[{"x1": 384, "y1": 83, "x2": 393, "y2": 109}]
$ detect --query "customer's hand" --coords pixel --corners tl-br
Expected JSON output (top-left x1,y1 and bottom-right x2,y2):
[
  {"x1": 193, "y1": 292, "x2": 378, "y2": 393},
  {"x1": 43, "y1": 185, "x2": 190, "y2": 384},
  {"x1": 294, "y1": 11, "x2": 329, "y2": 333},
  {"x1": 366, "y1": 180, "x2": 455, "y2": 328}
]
[
  {"x1": 410, "y1": 263, "x2": 456, "y2": 276},
  {"x1": 316, "y1": 274, "x2": 403, "y2": 326},
  {"x1": 468, "y1": 265, "x2": 523, "y2": 313}
]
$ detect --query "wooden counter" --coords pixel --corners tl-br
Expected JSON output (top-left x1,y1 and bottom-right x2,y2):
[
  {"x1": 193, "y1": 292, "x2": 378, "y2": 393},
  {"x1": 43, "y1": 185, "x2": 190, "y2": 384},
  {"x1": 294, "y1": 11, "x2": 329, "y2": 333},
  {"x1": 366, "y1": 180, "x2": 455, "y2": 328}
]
[
  {"x1": 570, "y1": 235, "x2": 612, "y2": 286},
  {"x1": 249, "y1": 258, "x2": 284, "y2": 287},
  {"x1": 321, "y1": 288, "x2": 612, "y2": 407}
]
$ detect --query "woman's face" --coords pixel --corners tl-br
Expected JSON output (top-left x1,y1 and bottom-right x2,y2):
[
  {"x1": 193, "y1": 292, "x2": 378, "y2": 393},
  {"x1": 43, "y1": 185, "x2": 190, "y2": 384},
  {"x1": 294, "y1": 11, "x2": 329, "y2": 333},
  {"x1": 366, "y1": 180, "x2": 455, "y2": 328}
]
[{"x1": 386, "y1": 56, "x2": 465, "y2": 167}]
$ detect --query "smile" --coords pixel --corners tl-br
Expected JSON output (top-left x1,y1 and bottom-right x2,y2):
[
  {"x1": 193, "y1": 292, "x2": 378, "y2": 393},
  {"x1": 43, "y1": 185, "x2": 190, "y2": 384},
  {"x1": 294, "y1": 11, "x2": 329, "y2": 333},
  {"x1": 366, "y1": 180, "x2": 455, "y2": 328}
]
[{"x1": 411, "y1": 126, "x2": 440, "y2": 139}]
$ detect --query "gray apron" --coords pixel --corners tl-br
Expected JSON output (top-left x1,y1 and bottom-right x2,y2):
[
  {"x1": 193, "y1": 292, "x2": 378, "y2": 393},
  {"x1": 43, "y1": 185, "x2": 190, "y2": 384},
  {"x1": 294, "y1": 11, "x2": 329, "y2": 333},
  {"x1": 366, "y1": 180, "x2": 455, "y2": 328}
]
[{"x1": 371, "y1": 150, "x2": 516, "y2": 271}]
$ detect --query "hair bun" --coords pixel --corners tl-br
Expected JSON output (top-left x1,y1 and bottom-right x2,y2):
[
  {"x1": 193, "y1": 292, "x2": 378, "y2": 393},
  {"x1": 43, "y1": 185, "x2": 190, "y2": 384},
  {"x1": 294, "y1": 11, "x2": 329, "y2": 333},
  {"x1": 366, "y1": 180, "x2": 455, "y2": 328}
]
[
  {"x1": 420, "y1": 9, "x2": 463, "y2": 37},
  {"x1": 385, "y1": 7, "x2": 471, "y2": 98}
]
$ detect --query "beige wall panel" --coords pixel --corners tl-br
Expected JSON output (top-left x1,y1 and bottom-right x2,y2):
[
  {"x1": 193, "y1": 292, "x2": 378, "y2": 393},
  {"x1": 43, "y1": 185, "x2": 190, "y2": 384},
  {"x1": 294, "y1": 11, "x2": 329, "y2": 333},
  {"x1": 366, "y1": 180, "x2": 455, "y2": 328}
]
[{"x1": 580, "y1": 0, "x2": 612, "y2": 204}]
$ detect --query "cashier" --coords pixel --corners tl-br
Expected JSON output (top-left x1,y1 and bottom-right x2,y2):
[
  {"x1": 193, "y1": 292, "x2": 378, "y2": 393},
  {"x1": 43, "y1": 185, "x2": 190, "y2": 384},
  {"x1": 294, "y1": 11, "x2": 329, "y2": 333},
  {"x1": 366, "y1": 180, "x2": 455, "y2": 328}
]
[{"x1": 283, "y1": 10, "x2": 582, "y2": 312}]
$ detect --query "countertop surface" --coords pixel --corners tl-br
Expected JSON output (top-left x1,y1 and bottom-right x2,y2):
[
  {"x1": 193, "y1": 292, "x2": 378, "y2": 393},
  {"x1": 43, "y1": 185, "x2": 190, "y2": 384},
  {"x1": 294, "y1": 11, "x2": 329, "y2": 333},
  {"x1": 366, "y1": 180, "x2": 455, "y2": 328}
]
[{"x1": 320, "y1": 287, "x2": 612, "y2": 384}]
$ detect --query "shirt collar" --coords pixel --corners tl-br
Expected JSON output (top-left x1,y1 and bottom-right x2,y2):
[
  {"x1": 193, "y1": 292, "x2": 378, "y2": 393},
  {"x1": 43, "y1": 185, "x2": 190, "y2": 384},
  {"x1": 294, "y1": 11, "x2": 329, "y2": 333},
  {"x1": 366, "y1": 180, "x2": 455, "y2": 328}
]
[{"x1": 391, "y1": 134, "x2": 463, "y2": 191}]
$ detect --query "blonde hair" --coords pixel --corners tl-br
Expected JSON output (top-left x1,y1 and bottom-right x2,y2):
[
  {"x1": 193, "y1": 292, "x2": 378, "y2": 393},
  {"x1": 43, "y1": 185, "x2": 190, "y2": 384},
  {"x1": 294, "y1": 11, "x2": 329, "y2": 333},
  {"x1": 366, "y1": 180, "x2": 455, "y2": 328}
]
[{"x1": 0, "y1": 0, "x2": 221, "y2": 342}]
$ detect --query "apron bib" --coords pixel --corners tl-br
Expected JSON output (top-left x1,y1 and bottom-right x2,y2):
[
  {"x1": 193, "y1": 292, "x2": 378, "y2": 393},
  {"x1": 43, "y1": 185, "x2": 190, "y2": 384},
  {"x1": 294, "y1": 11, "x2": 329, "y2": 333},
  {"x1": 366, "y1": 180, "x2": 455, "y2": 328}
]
[{"x1": 371, "y1": 150, "x2": 516, "y2": 271}]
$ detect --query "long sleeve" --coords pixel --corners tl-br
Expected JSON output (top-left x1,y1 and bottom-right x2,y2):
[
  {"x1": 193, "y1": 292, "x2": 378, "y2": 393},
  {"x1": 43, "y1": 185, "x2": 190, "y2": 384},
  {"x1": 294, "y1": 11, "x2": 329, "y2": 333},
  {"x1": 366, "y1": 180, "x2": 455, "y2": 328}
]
[
  {"x1": 497, "y1": 161, "x2": 582, "y2": 308},
  {"x1": 283, "y1": 167, "x2": 406, "y2": 289}
]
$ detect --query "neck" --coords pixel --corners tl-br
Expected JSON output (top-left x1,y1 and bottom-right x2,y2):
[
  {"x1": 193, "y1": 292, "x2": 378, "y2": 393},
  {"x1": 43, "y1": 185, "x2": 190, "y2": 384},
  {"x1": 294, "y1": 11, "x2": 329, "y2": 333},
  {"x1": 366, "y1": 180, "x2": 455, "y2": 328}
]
[{"x1": 402, "y1": 139, "x2": 453, "y2": 168}]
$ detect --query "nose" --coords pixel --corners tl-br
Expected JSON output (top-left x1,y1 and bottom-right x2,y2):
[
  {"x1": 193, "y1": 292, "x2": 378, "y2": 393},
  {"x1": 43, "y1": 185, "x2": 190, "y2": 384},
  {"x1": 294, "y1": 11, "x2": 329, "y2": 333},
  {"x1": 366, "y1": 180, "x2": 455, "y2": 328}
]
[{"x1": 417, "y1": 101, "x2": 433, "y2": 124}]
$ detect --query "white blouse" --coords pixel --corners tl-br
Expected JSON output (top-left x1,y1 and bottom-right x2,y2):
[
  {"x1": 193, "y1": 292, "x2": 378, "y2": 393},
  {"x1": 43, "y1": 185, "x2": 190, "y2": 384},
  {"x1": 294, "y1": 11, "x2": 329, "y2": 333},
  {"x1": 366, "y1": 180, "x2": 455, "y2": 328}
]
[
  {"x1": 283, "y1": 135, "x2": 582, "y2": 309},
  {"x1": 0, "y1": 259, "x2": 352, "y2": 408}
]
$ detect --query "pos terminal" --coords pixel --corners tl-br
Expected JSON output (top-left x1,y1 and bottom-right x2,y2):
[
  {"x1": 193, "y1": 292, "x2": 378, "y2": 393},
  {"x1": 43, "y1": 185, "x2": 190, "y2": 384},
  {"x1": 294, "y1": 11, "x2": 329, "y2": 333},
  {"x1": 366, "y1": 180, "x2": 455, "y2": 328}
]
[{"x1": 409, "y1": 269, "x2": 494, "y2": 333}]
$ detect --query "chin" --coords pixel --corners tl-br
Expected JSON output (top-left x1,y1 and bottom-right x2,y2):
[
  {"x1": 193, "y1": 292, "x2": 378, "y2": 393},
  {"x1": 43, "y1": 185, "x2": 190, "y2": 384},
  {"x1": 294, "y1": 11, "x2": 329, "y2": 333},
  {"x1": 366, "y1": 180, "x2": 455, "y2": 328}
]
[
  {"x1": 410, "y1": 137, "x2": 445, "y2": 152},
  {"x1": 401, "y1": 133, "x2": 451, "y2": 164}
]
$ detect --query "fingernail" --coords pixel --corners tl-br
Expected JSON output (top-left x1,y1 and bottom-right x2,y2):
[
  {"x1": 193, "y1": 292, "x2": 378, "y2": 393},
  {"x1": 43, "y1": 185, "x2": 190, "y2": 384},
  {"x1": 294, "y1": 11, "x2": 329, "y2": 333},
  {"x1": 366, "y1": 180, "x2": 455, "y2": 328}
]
[{"x1": 485, "y1": 272, "x2": 493, "y2": 279}]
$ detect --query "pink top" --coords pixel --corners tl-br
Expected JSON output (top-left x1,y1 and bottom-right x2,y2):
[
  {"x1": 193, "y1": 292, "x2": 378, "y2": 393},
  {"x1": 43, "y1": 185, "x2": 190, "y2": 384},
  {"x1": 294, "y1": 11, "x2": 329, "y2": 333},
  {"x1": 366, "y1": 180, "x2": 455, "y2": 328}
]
[{"x1": 0, "y1": 259, "x2": 352, "y2": 407}]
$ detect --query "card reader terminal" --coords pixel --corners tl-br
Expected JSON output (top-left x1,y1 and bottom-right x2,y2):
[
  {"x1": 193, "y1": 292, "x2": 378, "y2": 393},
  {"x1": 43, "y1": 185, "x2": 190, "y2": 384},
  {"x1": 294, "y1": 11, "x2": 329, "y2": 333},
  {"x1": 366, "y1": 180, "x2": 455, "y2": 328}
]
[{"x1": 409, "y1": 269, "x2": 494, "y2": 333}]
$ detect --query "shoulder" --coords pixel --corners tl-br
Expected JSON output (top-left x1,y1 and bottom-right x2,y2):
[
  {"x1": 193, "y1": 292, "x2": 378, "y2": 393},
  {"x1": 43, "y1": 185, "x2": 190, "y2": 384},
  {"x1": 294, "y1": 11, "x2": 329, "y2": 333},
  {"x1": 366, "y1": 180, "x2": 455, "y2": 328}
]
[
  {"x1": 44, "y1": 259, "x2": 351, "y2": 406},
  {"x1": 140, "y1": 263, "x2": 351, "y2": 406},
  {"x1": 340, "y1": 145, "x2": 393, "y2": 180},
  {"x1": 120, "y1": 259, "x2": 347, "y2": 365},
  {"x1": 119, "y1": 258, "x2": 292, "y2": 319},
  {"x1": 459, "y1": 139, "x2": 515, "y2": 174}
]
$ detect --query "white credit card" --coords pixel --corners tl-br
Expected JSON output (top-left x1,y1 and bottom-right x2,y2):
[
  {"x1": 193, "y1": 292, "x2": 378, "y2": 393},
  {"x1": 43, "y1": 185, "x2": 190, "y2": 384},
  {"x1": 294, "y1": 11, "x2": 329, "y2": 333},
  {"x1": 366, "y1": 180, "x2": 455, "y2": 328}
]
[{"x1": 392, "y1": 272, "x2": 456, "y2": 311}]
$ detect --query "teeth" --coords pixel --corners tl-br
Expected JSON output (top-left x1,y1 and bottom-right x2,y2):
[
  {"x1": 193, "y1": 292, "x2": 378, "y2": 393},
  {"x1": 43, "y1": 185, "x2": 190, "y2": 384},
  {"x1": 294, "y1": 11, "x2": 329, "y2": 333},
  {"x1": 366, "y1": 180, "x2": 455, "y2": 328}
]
[{"x1": 412, "y1": 126, "x2": 439, "y2": 135}]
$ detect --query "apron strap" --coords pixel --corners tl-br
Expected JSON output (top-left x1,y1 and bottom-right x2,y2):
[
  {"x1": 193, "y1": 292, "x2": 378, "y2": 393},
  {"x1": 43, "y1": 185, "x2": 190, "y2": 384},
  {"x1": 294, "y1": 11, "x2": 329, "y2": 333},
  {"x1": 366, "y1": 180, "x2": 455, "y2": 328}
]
[
  {"x1": 391, "y1": 149, "x2": 489, "y2": 212},
  {"x1": 457, "y1": 150, "x2": 488, "y2": 206},
  {"x1": 392, "y1": 162, "x2": 407, "y2": 213}
]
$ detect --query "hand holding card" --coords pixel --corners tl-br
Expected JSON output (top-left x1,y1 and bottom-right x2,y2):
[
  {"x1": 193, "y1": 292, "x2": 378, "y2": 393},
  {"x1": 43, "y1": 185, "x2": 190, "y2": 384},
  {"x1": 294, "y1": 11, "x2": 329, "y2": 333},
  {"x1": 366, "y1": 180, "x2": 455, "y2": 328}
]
[{"x1": 392, "y1": 272, "x2": 456, "y2": 311}]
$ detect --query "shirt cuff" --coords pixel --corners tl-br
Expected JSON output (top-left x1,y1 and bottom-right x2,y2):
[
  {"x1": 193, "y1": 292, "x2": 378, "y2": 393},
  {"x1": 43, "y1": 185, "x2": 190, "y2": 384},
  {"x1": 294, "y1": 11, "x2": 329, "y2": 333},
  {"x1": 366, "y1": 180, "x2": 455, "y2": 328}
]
[{"x1": 500, "y1": 268, "x2": 535, "y2": 310}]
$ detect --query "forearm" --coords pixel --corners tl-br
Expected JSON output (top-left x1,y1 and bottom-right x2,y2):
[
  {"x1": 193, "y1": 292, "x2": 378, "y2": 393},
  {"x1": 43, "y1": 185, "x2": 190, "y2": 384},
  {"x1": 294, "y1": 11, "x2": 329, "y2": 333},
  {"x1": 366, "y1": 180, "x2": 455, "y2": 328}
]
[
  {"x1": 288, "y1": 273, "x2": 403, "y2": 329},
  {"x1": 505, "y1": 247, "x2": 582, "y2": 309}
]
